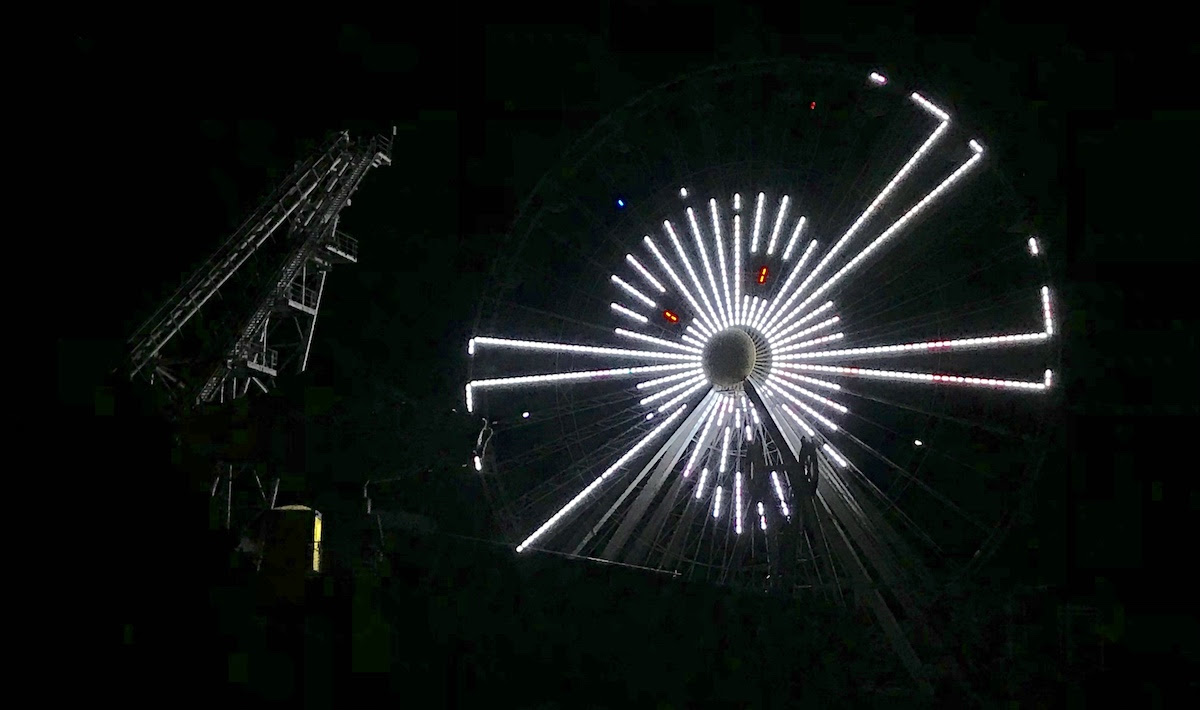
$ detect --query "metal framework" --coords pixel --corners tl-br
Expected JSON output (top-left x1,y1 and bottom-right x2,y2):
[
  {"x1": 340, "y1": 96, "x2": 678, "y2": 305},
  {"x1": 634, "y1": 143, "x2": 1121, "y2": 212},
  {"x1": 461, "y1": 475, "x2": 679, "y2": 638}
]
[
  {"x1": 126, "y1": 127, "x2": 395, "y2": 409},
  {"x1": 465, "y1": 61, "x2": 1060, "y2": 697}
]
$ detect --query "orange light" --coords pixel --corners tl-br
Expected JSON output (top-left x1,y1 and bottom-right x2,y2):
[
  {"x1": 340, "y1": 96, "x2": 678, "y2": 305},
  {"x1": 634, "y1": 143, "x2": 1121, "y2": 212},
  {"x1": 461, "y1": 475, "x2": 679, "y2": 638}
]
[
  {"x1": 662, "y1": 310, "x2": 680, "y2": 323},
  {"x1": 757, "y1": 266, "x2": 769, "y2": 284}
]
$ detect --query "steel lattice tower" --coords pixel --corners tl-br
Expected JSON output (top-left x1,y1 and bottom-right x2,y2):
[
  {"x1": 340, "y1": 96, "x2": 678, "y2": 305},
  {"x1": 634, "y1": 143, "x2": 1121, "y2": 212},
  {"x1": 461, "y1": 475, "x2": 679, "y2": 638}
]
[{"x1": 126, "y1": 128, "x2": 394, "y2": 410}]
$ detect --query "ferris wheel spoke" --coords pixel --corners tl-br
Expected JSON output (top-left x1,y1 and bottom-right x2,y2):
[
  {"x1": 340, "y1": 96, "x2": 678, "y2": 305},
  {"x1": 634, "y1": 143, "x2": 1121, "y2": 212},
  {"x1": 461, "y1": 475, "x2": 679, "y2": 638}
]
[
  {"x1": 664, "y1": 219, "x2": 723, "y2": 327},
  {"x1": 515, "y1": 403, "x2": 692, "y2": 552},
  {"x1": 643, "y1": 235, "x2": 719, "y2": 333},
  {"x1": 610, "y1": 274, "x2": 657, "y2": 309},
  {"x1": 615, "y1": 327, "x2": 702, "y2": 354},
  {"x1": 775, "y1": 145, "x2": 986, "y2": 334},
  {"x1": 767, "y1": 300, "x2": 836, "y2": 341},
  {"x1": 765, "y1": 195, "x2": 791, "y2": 257},
  {"x1": 781, "y1": 218, "x2": 810, "y2": 262},
  {"x1": 749, "y1": 192, "x2": 765, "y2": 253},
  {"x1": 686, "y1": 207, "x2": 728, "y2": 328},
  {"x1": 469, "y1": 336, "x2": 700, "y2": 362},
  {"x1": 788, "y1": 363, "x2": 1052, "y2": 392},
  {"x1": 625, "y1": 253, "x2": 667, "y2": 294},
  {"x1": 710, "y1": 199, "x2": 735, "y2": 327},
  {"x1": 769, "y1": 315, "x2": 841, "y2": 349},
  {"x1": 773, "y1": 332, "x2": 846, "y2": 357},
  {"x1": 639, "y1": 374, "x2": 707, "y2": 406},
  {"x1": 762, "y1": 380, "x2": 841, "y2": 431},
  {"x1": 782, "y1": 331, "x2": 1050, "y2": 361},
  {"x1": 761, "y1": 107, "x2": 952, "y2": 333},
  {"x1": 765, "y1": 374, "x2": 850, "y2": 415},
  {"x1": 635, "y1": 368, "x2": 705, "y2": 391},
  {"x1": 465, "y1": 362, "x2": 697, "y2": 412}
]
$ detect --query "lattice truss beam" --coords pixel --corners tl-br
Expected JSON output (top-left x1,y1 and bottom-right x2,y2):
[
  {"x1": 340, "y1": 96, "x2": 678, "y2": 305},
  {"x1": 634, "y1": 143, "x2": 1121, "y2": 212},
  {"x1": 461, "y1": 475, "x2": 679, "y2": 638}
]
[{"x1": 126, "y1": 128, "x2": 395, "y2": 407}]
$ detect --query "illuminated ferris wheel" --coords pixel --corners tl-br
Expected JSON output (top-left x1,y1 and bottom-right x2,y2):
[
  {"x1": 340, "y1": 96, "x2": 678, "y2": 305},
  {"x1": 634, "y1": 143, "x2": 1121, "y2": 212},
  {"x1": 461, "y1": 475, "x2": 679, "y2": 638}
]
[{"x1": 465, "y1": 60, "x2": 1059, "y2": 642}]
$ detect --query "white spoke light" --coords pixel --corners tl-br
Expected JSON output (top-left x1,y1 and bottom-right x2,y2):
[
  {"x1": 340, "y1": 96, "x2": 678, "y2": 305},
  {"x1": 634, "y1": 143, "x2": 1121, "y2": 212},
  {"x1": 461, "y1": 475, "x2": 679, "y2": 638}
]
[
  {"x1": 611, "y1": 275, "x2": 656, "y2": 309},
  {"x1": 516, "y1": 404, "x2": 689, "y2": 552}
]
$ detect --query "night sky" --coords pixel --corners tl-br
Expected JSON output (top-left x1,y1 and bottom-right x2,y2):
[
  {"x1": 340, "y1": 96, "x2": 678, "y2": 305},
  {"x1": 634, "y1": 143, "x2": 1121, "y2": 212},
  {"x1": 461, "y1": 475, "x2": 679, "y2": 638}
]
[{"x1": 64, "y1": 6, "x2": 1197, "y2": 705}]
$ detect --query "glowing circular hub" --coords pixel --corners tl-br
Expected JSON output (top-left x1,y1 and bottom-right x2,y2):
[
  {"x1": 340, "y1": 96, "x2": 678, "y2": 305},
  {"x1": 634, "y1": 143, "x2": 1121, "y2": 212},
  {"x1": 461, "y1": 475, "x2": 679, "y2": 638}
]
[{"x1": 702, "y1": 328, "x2": 756, "y2": 388}]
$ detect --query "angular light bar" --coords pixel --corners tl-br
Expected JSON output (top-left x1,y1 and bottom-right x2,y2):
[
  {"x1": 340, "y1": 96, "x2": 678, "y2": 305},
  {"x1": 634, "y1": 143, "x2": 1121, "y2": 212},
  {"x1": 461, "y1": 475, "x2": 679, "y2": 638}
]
[
  {"x1": 625, "y1": 254, "x2": 666, "y2": 293},
  {"x1": 788, "y1": 332, "x2": 1048, "y2": 359},
  {"x1": 823, "y1": 443, "x2": 849, "y2": 468},
  {"x1": 611, "y1": 275, "x2": 657, "y2": 309},
  {"x1": 516, "y1": 404, "x2": 689, "y2": 552},
  {"x1": 793, "y1": 363, "x2": 1049, "y2": 391},
  {"x1": 611, "y1": 302, "x2": 649, "y2": 324}
]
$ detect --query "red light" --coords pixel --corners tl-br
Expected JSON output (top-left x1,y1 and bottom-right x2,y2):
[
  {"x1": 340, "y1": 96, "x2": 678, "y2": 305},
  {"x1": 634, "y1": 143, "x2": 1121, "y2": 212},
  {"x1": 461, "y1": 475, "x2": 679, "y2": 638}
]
[
  {"x1": 757, "y1": 266, "x2": 769, "y2": 284},
  {"x1": 662, "y1": 310, "x2": 680, "y2": 323},
  {"x1": 810, "y1": 101, "x2": 816, "y2": 110}
]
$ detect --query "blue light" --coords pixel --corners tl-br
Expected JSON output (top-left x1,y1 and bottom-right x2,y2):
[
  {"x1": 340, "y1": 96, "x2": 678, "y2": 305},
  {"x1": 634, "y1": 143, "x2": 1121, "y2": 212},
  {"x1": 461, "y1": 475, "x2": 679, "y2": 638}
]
[{"x1": 616, "y1": 199, "x2": 625, "y2": 208}]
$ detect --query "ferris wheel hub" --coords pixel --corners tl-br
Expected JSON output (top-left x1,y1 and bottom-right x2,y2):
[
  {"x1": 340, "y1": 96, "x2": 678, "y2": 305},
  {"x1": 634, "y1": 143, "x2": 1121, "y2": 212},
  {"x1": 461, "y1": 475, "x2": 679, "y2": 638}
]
[{"x1": 702, "y1": 328, "x2": 757, "y2": 389}]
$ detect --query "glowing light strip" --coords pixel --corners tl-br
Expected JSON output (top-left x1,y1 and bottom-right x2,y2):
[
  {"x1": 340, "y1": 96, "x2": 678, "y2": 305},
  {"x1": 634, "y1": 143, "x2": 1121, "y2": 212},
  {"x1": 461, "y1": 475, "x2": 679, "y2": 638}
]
[
  {"x1": 644, "y1": 236, "x2": 719, "y2": 333},
  {"x1": 768, "y1": 375, "x2": 849, "y2": 413},
  {"x1": 792, "y1": 363, "x2": 1048, "y2": 391},
  {"x1": 774, "y1": 332, "x2": 845, "y2": 356},
  {"x1": 770, "y1": 301, "x2": 836, "y2": 341},
  {"x1": 683, "y1": 399, "x2": 721, "y2": 478},
  {"x1": 471, "y1": 336, "x2": 697, "y2": 361},
  {"x1": 696, "y1": 467, "x2": 710, "y2": 499},
  {"x1": 713, "y1": 485, "x2": 723, "y2": 518},
  {"x1": 771, "y1": 471, "x2": 790, "y2": 517},
  {"x1": 516, "y1": 404, "x2": 689, "y2": 552},
  {"x1": 770, "y1": 369, "x2": 842, "y2": 391},
  {"x1": 823, "y1": 443, "x2": 849, "y2": 468},
  {"x1": 719, "y1": 425, "x2": 732, "y2": 472},
  {"x1": 750, "y1": 192, "x2": 765, "y2": 253},
  {"x1": 611, "y1": 302, "x2": 649, "y2": 324},
  {"x1": 664, "y1": 220, "x2": 723, "y2": 328},
  {"x1": 687, "y1": 207, "x2": 727, "y2": 328},
  {"x1": 470, "y1": 362, "x2": 695, "y2": 392},
  {"x1": 781, "y1": 218, "x2": 809, "y2": 261},
  {"x1": 766, "y1": 195, "x2": 790, "y2": 256},
  {"x1": 761, "y1": 119, "x2": 951, "y2": 333},
  {"x1": 868, "y1": 72, "x2": 887, "y2": 86},
  {"x1": 615, "y1": 328, "x2": 702, "y2": 354},
  {"x1": 789, "y1": 332, "x2": 1048, "y2": 359},
  {"x1": 690, "y1": 318, "x2": 715, "y2": 340},
  {"x1": 611, "y1": 275, "x2": 656, "y2": 308},
  {"x1": 771, "y1": 315, "x2": 840, "y2": 349},
  {"x1": 626, "y1": 254, "x2": 666, "y2": 293},
  {"x1": 681, "y1": 333, "x2": 706, "y2": 349},
  {"x1": 734, "y1": 215, "x2": 743, "y2": 323},
  {"x1": 711, "y1": 199, "x2": 734, "y2": 328},
  {"x1": 1041, "y1": 286, "x2": 1054, "y2": 336},
  {"x1": 658, "y1": 379, "x2": 710, "y2": 412},
  {"x1": 746, "y1": 297, "x2": 762, "y2": 330},
  {"x1": 636, "y1": 368, "x2": 703, "y2": 390},
  {"x1": 776, "y1": 401, "x2": 816, "y2": 437},
  {"x1": 640, "y1": 373, "x2": 706, "y2": 405},
  {"x1": 735, "y1": 470, "x2": 744, "y2": 534},
  {"x1": 758, "y1": 501, "x2": 767, "y2": 531},
  {"x1": 766, "y1": 377, "x2": 839, "y2": 429},
  {"x1": 1028, "y1": 237, "x2": 1040, "y2": 256},
  {"x1": 784, "y1": 148, "x2": 985, "y2": 324},
  {"x1": 910, "y1": 92, "x2": 951, "y2": 121}
]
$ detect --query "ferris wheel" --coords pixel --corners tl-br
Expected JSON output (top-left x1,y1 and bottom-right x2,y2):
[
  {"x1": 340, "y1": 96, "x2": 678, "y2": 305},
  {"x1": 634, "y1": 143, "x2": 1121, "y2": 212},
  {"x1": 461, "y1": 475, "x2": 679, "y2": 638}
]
[{"x1": 465, "y1": 60, "x2": 1059, "y2": 616}]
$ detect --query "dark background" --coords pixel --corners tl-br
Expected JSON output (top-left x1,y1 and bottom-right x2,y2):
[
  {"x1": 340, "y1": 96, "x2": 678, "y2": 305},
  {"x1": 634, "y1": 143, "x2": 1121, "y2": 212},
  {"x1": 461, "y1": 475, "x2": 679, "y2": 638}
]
[{"x1": 61, "y1": 4, "x2": 1197, "y2": 706}]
